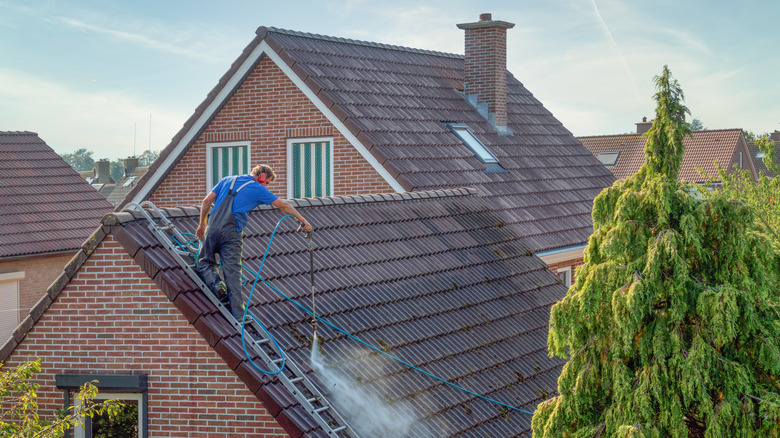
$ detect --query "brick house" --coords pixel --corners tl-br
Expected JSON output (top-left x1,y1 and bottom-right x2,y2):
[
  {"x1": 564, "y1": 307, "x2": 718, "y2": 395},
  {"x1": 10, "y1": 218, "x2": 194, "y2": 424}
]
[
  {"x1": 120, "y1": 14, "x2": 614, "y2": 287},
  {"x1": 1, "y1": 188, "x2": 568, "y2": 436},
  {"x1": 0, "y1": 131, "x2": 112, "y2": 343},
  {"x1": 578, "y1": 118, "x2": 758, "y2": 184}
]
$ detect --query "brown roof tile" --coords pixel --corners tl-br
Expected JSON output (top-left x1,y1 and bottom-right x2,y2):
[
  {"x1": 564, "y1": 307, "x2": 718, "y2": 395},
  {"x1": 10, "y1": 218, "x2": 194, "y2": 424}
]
[
  {"x1": 0, "y1": 132, "x2": 113, "y2": 259},
  {"x1": 103, "y1": 189, "x2": 563, "y2": 435},
  {"x1": 578, "y1": 129, "x2": 751, "y2": 183}
]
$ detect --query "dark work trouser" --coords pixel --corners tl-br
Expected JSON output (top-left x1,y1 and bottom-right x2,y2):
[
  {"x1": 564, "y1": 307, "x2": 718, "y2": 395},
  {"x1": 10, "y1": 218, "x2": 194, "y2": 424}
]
[{"x1": 197, "y1": 194, "x2": 244, "y2": 320}]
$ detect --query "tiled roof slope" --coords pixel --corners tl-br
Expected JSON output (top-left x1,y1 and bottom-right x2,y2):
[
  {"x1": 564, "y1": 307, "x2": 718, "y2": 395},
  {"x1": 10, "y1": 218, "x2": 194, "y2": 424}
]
[
  {"x1": 578, "y1": 129, "x2": 748, "y2": 183},
  {"x1": 122, "y1": 26, "x2": 615, "y2": 254},
  {"x1": 105, "y1": 189, "x2": 564, "y2": 436},
  {"x1": 0, "y1": 132, "x2": 113, "y2": 259}
]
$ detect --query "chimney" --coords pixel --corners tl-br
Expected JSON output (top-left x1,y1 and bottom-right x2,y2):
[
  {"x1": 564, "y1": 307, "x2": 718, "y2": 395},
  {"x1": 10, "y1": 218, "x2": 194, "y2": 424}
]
[
  {"x1": 457, "y1": 13, "x2": 515, "y2": 130},
  {"x1": 95, "y1": 159, "x2": 112, "y2": 184},
  {"x1": 636, "y1": 116, "x2": 652, "y2": 134},
  {"x1": 123, "y1": 156, "x2": 139, "y2": 176},
  {"x1": 771, "y1": 130, "x2": 780, "y2": 143}
]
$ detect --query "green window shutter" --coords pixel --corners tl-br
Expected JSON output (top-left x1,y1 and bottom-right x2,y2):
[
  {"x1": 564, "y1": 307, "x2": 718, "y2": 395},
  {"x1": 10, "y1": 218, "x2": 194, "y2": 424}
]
[
  {"x1": 291, "y1": 141, "x2": 331, "y2": 198},
  {"x1": 211, "y1": 145, "x2": 248, "y2": 187}
]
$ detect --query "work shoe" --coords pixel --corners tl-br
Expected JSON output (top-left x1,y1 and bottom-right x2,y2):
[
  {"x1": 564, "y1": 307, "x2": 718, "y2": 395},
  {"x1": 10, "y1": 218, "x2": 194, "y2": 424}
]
[{"x1": 213, "y1": 281, "x2": 229, "y2": 304}]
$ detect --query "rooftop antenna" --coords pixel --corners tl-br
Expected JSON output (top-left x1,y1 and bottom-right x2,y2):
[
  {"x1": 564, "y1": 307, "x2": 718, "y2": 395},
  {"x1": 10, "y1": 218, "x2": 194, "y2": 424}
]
[
  {"x1": 149, "y1": 113, "x2": 152, "y2": 152},
  {"x1": 133, "y1": 122, "x2": 137, "y2": 157}
]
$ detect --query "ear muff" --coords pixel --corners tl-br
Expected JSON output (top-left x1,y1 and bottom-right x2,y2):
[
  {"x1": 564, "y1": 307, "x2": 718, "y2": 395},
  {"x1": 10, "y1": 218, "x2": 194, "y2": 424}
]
[{"x1": 256, "y1": 166, "x2": 267, "y2": 184}]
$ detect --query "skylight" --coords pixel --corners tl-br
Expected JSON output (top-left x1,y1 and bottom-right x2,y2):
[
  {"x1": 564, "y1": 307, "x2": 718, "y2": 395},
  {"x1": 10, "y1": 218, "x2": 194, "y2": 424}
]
[
  {"x1": 597, "y1": 151, "x2": 620, "y2": 166},
  {"x1": 122, "y1": 176, "x2": 137, "y2": 188},
  {"x1": 447, "y1": 124, "x2": 498, "y2": 164}
]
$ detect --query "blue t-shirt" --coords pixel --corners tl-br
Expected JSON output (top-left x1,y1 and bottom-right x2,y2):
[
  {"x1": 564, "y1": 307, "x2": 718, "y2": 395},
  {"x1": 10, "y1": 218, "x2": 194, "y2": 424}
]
[{"x1": 211, "y1": 175, "x2": 279, "y2": 232}]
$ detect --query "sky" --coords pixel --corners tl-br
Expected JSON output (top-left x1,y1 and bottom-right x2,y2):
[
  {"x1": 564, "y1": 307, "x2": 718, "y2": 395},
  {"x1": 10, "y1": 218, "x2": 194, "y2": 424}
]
[{"x1": 1, "y1": 0, "x2": 778, "y2": 160}]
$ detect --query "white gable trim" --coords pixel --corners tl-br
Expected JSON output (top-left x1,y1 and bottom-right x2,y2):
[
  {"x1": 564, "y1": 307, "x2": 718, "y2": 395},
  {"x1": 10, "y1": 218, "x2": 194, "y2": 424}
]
[{"x1": 130, "y1": 39, "x2": 402, "y2": 205}]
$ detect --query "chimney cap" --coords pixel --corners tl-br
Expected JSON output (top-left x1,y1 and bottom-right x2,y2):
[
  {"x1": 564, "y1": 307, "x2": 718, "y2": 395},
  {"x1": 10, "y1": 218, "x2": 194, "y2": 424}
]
[{"x1": 457, "y1": 14, "x2": 515, "y2": 30}]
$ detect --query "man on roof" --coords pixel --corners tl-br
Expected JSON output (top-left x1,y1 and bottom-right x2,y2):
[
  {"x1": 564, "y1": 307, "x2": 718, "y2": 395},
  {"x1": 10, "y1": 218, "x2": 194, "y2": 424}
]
[{"x1": 196, "y1": 164, "x2": 312, "y2": 320}]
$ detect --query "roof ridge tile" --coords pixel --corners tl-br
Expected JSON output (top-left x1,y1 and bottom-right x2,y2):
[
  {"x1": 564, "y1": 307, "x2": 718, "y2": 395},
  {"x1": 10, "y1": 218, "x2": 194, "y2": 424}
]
[{"x1": 263, "y1": 26, "x2": 463, "y2": 60}]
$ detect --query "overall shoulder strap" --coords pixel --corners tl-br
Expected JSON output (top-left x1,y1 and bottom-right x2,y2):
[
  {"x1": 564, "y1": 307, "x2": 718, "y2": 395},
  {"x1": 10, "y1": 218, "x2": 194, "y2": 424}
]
[
  {"x1": 227, "y1": 176, "x2": 239, "y2": 195},
  {"x1": 234, "y1": 180, "x2": 254, "y2": 194}
]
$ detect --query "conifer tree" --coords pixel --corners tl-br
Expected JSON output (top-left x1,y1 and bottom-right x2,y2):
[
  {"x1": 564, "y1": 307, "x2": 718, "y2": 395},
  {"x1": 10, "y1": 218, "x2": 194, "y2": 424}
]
[{"x1": 532, "y1": 66, "x2": 780, "y2": 437}]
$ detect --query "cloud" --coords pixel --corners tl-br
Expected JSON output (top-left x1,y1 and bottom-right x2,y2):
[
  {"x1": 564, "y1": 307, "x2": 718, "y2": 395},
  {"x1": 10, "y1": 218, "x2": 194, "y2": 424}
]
[
  {"x1": 0, "y1": 68, "x2": 186, "y2": 158},
  {"x1": 52, "y1": 16, "x2": 234, "y2": 64}
]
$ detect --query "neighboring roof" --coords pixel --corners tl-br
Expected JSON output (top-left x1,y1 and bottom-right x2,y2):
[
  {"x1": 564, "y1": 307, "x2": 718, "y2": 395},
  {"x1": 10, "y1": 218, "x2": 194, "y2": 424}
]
[
  {"x1": 121, "y1": 26, "x2": 615, "y2": 254},
  {"x1": 578, "y1": 129, "x2": 752, "y2": 183},
  {"x1": 6, "y1": 188, "x2": 566, "y2": 436},
  {"x1": 749, "y1": 141, "x2": 779, "y2": 179},
  {"x1": 105, "y1": 166, "x2": 150, "y2": 206},
  {"x1": 0, "y1": 131, "x2": 113, "y2": 259}
]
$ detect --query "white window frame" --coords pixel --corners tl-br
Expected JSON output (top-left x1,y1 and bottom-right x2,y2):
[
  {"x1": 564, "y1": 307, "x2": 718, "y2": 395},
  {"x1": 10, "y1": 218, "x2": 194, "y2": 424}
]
[
  {"x1": 286, "y1": 137, "x2": 334, "y2": 199},
  {"x1": 447, "y1": 124, "x2": 499, "y2": 163},
  {"x1": 0, "y1": 271, "x2": 24, "y2": 344},
  {"x1": 74, "y1": 392, "x2": 144, "y2": 438},
  {"x1": 206, "y1": 141, "x2": 251, "y2": 191},
  {"x1": 557, "y1": 266, "x2": 572, "y2": 288}
]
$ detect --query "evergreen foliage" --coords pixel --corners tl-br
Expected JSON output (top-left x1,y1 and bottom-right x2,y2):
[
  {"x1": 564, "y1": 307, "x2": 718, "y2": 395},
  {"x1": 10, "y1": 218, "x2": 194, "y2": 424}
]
[{"x1": 532, "y1": 66, "x2": 780, "y2": 437}]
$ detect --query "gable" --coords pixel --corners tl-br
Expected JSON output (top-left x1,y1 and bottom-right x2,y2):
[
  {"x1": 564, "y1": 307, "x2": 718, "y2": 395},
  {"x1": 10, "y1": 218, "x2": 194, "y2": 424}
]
[
  {"x1": 148, "y1": 56, "x2": 395, "y2": 208},
  {"x1": 1, "y1": 234, "x2": 288, "y2": 436}
]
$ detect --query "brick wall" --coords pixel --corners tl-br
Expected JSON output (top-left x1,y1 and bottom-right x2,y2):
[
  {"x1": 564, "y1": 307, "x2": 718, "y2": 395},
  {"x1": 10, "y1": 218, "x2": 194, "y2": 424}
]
[
  {"x1": 0, "y1": 253, "x2": 73, "y2": 322},
  {"x1": 546, "y1": 257, "x2": 585, "y2": 288},
  {"x1": 1, "y1": 235, "x2": 287, "y2": 437},
  {"x1": 150, "y1": 56, "x2": 393, "y2": 208},
  {"x1": 461, "y1": 22, "x2": 509, "y2": 126}
]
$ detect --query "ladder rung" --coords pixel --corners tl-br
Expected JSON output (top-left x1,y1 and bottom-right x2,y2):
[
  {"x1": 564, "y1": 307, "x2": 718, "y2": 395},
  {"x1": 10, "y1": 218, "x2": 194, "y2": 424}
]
[
  {"x1": 272, "y1": 358, "x2": 284, "y2": 364},
  {"x1": 254, "y1": 338, "x2": 271, "y2": 344},
  {"x1": 307, "y1": 397, "x2": 318, "y2": 404},
  {"x1": 289, "y1": 377, "x2": 304, "y2": 383},
  {"x1": 314, "y1": 406, "x2": 330, "y2": 413},
  {"x1": 331, "y1": 426, "x2": 347, "y2": 433}
]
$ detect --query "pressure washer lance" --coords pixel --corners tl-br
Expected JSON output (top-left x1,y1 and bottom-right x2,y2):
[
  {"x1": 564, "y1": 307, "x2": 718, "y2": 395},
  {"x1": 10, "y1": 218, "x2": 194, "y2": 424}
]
[{"x1": 306, "y1": 230, "x2": 318, "y2": 346}]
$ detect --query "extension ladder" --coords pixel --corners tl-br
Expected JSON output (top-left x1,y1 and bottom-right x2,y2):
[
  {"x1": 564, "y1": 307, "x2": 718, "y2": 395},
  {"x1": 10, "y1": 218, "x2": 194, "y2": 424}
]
[{"x1": 123, "y1": 201, "x2": 355, "y2": 437}]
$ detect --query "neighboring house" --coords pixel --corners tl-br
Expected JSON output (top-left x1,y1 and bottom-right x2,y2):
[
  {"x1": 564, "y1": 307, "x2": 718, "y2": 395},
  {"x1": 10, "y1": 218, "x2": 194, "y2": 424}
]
[
  {"x1": 579, "y1": 118, "x2": 758, "y2": 184},
  {"x1": 119, "y1": 14, "x2": 615, "y2": 285},
  {"x1": 1, "y1": 188, "x2": 567, "y2": 436},
  {"x1": 0, "y1": 131, "x2": 112, "y2": 343},
  {"x1": 80, "y1": 157, "x2": 150, "y2": 206}
]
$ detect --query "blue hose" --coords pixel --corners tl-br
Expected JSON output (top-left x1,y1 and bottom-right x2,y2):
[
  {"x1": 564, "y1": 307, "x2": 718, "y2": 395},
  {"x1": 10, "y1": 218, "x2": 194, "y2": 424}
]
[{"x1": 179, "y1": 215, "x2": 534, "y2": 415}]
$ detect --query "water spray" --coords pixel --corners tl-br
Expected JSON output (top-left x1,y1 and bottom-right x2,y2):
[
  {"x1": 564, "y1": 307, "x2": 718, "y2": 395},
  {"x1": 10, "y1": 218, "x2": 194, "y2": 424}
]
[{"x1": 306, "y1": 231, "x2": 319, "y2": 349}]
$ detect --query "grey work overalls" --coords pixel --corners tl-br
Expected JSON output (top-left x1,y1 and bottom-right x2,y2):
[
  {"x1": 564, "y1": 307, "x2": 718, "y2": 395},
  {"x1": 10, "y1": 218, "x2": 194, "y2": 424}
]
[{"x1": 197, "y1": 176, "x2": 253, "y2": 320}]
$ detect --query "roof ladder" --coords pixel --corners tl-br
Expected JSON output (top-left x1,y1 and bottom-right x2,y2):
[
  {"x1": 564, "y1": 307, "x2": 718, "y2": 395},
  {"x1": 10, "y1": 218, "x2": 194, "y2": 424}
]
[{"x1": 123, "y1": 201, "x2": 357, "y2": 437}]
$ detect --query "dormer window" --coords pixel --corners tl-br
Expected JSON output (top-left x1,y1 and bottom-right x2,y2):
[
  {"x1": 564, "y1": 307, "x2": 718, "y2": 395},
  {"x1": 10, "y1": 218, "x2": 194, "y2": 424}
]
[
  {"x1": 597, "y1": 151, "x2": 620, "y2": 167},
  {"x1": 447, "y1": 124, "x2": 499, "y2": 163}
]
